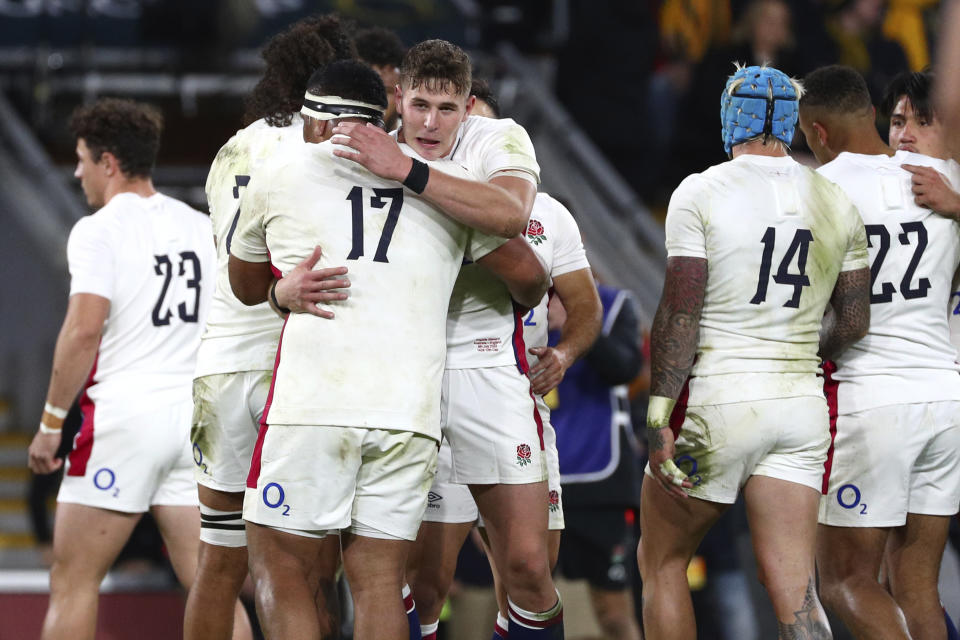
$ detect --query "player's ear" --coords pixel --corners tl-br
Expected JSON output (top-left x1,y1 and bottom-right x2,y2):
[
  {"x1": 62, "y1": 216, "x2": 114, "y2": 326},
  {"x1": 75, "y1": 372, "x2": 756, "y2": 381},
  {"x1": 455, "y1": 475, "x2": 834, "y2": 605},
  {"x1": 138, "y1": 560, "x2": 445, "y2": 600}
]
[
  {"x1": 100, "y1": 151, "x2": 120, "y2": 177},
  {"x1": 394, "y1": 84, "x2": 404, "y2": 115},
  {"x1": 463, "y1": 94, "x2": 476, "y2": 120},
  {"x1": 813, "y1": 122, "x2": 828, "y2": 148}
]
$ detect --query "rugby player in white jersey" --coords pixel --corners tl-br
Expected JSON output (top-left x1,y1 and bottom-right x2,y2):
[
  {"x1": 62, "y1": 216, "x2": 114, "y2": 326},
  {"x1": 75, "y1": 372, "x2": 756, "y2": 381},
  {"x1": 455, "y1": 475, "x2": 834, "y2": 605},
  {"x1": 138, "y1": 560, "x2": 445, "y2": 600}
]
[
  {"x1": 638, "y1": 65, "x2": 871, "y2": 640},
  {"x1": 227, "y1": 59, "x2": 547, "y2": 640},
  {"x1": 799, "y1": 65, "x2": 960, "y2": 640},
  {"x1": 330, "y1": 39, "x2": 566, "y2": 639},
  {"x1": 184, "y1": 15, "x2": 354, "y2": 640},
  {"x1": 26, "y1": 98, "x2": 215, "y2": 640},
  {"x1": 408, "y1": 85, "x2": 603, "y2": 640}
]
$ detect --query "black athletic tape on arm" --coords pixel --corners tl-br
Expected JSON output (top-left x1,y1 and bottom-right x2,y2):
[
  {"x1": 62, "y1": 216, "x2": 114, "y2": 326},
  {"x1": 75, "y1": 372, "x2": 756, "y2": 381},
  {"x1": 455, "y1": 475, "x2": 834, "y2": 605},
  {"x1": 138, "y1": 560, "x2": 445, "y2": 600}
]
[
  {"x1": 403, "y1": 159, "x2": 430, "y2": 194},
  {"x1": 269, "y1": 280, "x2": 290, "y2": 314}
]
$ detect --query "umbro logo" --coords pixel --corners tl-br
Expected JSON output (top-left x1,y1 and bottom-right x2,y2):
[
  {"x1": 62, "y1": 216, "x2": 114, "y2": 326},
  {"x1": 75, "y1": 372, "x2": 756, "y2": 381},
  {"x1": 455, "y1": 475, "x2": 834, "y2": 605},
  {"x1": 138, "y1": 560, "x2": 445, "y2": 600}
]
[{"x1": 427, "y1": 491, "x2": 443, "y2": 503}]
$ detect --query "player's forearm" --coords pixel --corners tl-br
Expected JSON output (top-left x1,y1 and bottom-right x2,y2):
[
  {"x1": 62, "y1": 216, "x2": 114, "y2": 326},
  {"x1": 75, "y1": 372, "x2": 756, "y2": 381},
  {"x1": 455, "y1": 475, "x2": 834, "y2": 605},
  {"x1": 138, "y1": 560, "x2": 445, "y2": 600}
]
[
  {"x1": 819, "y1": 268, "x2": 870, "y2": 360},
  {"x1": 422, "y1": 170, "x2": 529, "y2": 238},
  {"x1": 649, "y1": 257, "x2": 707, "y2": 400},
  {"x1": 507, "y1": 268, "x2": 550, "y2": 309},
  {"x1": 45, "y1": 322, "x2": 100, "y2": 413},
  {"x1": 554, "y1": 296, "x2": 602, "y2": 368}
]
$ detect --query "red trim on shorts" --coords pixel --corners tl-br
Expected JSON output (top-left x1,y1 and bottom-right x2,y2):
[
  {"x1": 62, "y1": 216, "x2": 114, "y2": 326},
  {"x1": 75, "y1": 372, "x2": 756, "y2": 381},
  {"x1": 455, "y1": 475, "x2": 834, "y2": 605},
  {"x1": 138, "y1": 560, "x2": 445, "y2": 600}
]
[
  {"x1": 403, "y1": 591, "x2": 415, "y2": 613},
  {"x1": 528, "y1": 386, "x2": 546, "y2": 450},
  {"x1": 493, "y1": 620, "x2": 509, "y2": 638},
  {"x1": 258, "y1": 316, "x2": 288, "y2": 428},
  {"x1": 508, "y1": 603, "x2": 563, "y2": 628},
  {"x1": 668, "y1": 376, "x2": 691, "y2": 440},
  {"x1": 246, "y1": 424, "x2": 269, "y2": 489},
  {"x1": 511, "y1": 301, "x2": 531, "y2": 375},
  {"x1": 820, "y1": 360, "x2": 840, "y2": 495},
  {"x1": 66, "y1": 348, "x2": 99, "y2": 477}
]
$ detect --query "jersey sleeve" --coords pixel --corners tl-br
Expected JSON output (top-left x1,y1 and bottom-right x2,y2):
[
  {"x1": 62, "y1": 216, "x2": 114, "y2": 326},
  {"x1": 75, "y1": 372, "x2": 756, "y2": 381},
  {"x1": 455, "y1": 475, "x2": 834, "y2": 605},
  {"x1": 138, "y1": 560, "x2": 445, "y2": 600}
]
[
  {"x1": 465, "y1": 229, "x2": 508, "y2": 261},
  {"x1": 549, "y1": 201, "x2": 590, "y2": 277},
  {"x1": 475, "y1": 119, "x2": 541, "y2": 185},
  {"x1": 664, "y1": 175, "x2": 707, "y2": 259},
  {"x1": 67, "y1": 216, "x2": 115, "y2": 299},
  {"x1": 230, "y1": 171, "x2": 270, "y2": 263},
  {"x1": 840, "y1": 200, "x2": 869, "y2": 272}
]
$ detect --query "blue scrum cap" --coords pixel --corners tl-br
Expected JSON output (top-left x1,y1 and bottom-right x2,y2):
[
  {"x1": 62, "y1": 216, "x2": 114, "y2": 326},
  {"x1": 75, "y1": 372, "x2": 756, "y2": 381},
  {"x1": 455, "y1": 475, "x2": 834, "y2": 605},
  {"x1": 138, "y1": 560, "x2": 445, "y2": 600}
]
[{"x1": 720, "y1": 64, "x2": 801, "y2": 155}]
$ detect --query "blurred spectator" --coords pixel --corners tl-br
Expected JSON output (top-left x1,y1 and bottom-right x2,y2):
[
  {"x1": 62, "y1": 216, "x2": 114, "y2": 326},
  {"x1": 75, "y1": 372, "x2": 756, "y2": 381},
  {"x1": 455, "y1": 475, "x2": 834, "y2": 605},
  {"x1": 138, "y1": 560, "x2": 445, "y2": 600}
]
[
  {"x1": 659, "y1": 0, "x2": 804, "y2": 205},
  {"x1": 549, "y1": 285, "x2": 644, "y2": 640},
  {"x1": 660, "y1": 0, "x2": 732, "y2": 63},
  {"x1": 883, "y1": 0, "x2": 938, "y2": 71},
  {"x1": 824, "y1": 0, "x2": 909, "y2": 101},
  {"x1": 353, "y1": 26, "x2": 407, "y2": 131}
]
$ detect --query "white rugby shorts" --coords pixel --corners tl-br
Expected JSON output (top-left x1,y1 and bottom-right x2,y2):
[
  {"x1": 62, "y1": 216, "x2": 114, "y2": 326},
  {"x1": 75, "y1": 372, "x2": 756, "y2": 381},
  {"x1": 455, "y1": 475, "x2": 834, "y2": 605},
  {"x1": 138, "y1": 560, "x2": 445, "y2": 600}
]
[
  {"x1": 819, "y1": 400, "x2": 960, "y2": 526},
  {"x1": 441, "y1": 366, "x2": 547, "y2": 485},
  {"x1": 243, "y1": 425, "x2": 438, "y2": 541},
  {"x1": 646, "y1": 396, "x2": 830, "y2": 504},
  {"x1": 191, "y1": 371, "x2": 272, "y2": 492},
  {"x1": 59, "y1": 399, "x2": 197, "y2": 512},
  {"x1": 424, "y1": 402, "x2": 564, "y2": 530}
]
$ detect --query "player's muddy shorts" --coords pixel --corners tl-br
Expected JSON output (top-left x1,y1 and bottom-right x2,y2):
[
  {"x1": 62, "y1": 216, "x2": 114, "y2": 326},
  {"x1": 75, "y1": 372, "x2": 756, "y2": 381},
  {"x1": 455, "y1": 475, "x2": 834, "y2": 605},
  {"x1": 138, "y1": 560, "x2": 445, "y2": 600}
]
[
  {"x1": 191, "y1": 371, "x2": 272, "y2": 492},
  {"x1": 645, "y1": 396, "x2": 830, "y2": 503},
  {"x1": 244, "y1": 425, "x2": 438, "y2": 541}
]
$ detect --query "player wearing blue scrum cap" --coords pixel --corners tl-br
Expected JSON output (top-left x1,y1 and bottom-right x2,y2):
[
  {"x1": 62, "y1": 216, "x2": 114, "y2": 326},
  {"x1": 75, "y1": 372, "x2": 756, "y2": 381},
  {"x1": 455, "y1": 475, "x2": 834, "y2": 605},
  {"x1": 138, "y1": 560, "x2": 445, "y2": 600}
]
[{"x1": 637, "y1": 63, "x2": 872, "y2": 639}]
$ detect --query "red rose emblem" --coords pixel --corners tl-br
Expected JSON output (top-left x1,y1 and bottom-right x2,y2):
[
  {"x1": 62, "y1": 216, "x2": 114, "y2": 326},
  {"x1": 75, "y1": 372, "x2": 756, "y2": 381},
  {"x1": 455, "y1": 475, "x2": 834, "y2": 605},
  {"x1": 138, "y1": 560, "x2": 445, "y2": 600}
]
[
  {"x1": 548, "y1": 489, "x2": 560, "y2": 512},
  {"x1": 516, "y1": 443, "x2": 532, "y2": 467},
  {"x1": 526, "y1": 219, "x2": 544, "y2": 237}
]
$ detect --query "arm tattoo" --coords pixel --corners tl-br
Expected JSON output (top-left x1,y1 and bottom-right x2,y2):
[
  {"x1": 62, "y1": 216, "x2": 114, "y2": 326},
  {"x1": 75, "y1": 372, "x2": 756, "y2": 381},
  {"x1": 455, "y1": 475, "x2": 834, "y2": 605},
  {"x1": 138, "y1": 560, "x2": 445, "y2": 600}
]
[
  {"x1": 776, "y1": 577, "x2": 831, "y2": 640},
  {"x1": 647, "y1": 425, "x2": 666, "y2": 453},
  {"x1": 649, "y1": 256, "x2": 707, "y2": 399},
  {"x1": 819, "y1": 267, "x2": 870, "y2": 360}
]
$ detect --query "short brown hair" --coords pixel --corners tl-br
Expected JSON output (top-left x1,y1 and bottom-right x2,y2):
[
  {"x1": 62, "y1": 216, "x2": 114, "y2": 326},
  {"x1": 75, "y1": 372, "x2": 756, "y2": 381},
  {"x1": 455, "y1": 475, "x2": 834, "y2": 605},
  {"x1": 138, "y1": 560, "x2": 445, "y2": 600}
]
[
  {"x1": 399, "y1": 39, "x2": 472, "y2": 97},
  {"x1": 70, "y1": 98, "x2": 163, "y2": 178}
]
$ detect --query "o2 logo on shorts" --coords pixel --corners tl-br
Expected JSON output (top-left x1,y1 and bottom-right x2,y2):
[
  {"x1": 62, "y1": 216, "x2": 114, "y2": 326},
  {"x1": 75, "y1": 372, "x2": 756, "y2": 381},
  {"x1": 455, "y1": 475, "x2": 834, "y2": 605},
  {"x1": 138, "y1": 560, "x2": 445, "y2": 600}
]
[
  {"x1": 837, "y1": 483, "x2": 867, "y2": 515},
  {"x1": 674, "y1": 455, "x2": 703, "y2": 487},
  {"x1": 262, "y1": 482, "x2": 290, "y2": 516},
  {"x1": 93, "y1": 467, "x2": 120, "y2": 498},
  {"x1": 192, "y1": 444, "x2": 210, "y2": 476}
]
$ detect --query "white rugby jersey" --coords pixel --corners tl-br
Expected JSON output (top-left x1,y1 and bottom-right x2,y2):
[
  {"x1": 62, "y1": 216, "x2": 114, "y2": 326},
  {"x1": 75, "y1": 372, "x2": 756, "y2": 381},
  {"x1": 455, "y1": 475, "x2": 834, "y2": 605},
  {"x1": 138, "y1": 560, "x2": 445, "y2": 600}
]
[
  {"x1": 194, "y1": 117, "x2": 302, "y2": 378},
  {"x1": 68, "y1": 192, "x2": 214, "y2": 409},
  {"x1": 521, "y1": 193, "x2": 591, "y2": 357},
  {"x1": 818, "y1": 151, "x2": 960, "y2": 413},
  {"x1": 443, "y1": 115, "x2": 543, "y2": 368},
  {"x1": 666, "y1": 154, "x2": 868, "y2": 406},
  {"x1": 231, "y1": 140, "x2": 500, "y2": 440}
]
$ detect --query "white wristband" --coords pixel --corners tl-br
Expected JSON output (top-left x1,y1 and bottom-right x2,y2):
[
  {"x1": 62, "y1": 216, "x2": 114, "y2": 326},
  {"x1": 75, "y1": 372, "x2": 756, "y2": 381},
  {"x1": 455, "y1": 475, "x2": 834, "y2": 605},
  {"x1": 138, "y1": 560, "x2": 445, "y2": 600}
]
[
  {"x1": 39, "y1": 421, "x2": 62, "y2": 435},
  {"x1": 43, "y1": 403, "x2": 69, "y2": 419}
]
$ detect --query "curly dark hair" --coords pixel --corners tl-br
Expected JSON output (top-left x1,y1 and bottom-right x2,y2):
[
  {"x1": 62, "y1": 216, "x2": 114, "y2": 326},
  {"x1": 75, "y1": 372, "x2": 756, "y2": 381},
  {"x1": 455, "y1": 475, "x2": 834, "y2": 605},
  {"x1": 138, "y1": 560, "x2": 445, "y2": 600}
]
[
  {"x1": 880, "y1": 70, "x2": 935, "y2": 122},
  {"x1": 244, "y1": 14, "x2": 356, "y2": 127},
  {"x1": 470, "y1": 78, "x2": 500, "y2": 117},
  {"x1": 399, "y1": 39, "x2": 472, "y2": 97},
  {"x1": 354, "y1": 26, "x2": 406, "y2": 68},
  {"x1": 70, "y1": 98, "x2": 163, "y2": 178},
  {"x1": 307, "y1": 60, "x2": 388, "y2": 109}
]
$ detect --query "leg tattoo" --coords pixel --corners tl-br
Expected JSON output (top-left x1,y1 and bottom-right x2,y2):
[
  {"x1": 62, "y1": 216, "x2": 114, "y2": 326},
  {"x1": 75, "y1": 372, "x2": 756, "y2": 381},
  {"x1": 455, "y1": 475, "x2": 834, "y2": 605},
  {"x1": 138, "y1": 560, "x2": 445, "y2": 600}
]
[{"x1": 776, "y1": 577, "x2": 831, "y2": 640}]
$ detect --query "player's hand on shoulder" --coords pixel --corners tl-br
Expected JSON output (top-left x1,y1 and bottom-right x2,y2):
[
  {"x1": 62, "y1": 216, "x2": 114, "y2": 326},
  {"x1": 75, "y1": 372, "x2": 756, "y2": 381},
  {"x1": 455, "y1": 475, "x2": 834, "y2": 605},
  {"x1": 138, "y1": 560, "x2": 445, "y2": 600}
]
[
  {"x1": 527, "y1": 346, "x2": 571, "y2": 395},
  {"x1": 332, "y1": 122, "x2": 411, "y2": 182},
  {"x1": 275, "y1": 246, "x2": 350, "y2": 320},
  {"x1": 28, "y1": 431, "x2": 63, "y2": 475},
  {"x1": 903, "y1": 163, "x2": 960, "y2": 219}
]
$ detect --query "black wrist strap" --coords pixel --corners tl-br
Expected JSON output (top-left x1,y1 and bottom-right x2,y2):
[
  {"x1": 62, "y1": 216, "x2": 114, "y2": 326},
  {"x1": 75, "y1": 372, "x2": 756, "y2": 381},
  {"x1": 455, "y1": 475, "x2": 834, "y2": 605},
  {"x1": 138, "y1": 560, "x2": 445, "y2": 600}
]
[
  {"x1": 270, "y1": 280, "x2": 290, "y2": 314},
  {"x1": 403, "y1": 159, "x2": 430, "y2": 194}
]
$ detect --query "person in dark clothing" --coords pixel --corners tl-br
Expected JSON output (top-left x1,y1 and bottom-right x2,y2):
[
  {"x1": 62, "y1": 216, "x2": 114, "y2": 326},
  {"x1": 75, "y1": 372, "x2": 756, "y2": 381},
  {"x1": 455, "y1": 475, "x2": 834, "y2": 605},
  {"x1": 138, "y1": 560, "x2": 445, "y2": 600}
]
[{"x1": 550, "y1": 285, "x2": 644, "y2": 640}]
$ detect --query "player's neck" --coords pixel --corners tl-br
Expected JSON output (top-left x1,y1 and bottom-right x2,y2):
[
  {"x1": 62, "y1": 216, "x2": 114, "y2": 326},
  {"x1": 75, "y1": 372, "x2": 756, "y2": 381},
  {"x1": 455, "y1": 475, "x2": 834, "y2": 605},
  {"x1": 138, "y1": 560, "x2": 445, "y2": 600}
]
[
  {"x1": 103, "y1": 176, "x2": 157, "y2": 206},
  {"x1": 731, "y1": 140, "x2": 788, "y2": 159},
  {"x1": 838, "y1": 128, "x2": 893, "y2": 158}
]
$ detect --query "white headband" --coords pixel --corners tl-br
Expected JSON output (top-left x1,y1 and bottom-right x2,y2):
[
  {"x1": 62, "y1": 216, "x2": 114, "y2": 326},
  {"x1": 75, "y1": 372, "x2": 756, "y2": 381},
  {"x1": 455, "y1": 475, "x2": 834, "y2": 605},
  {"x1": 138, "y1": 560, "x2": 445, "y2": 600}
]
[{"x1": 301, "y1": 91, "x2": 385, "y2": 126}]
